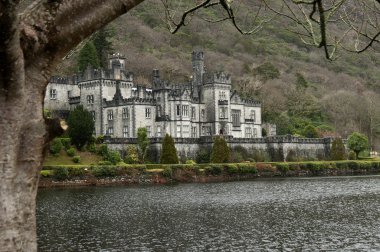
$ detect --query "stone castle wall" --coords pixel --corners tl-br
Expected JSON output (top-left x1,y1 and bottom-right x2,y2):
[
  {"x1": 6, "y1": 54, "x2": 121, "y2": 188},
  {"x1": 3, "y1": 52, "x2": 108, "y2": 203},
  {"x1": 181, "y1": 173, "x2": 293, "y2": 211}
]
[{"x1": 106, "y1": 135, "x2": 339, "y2": 162}]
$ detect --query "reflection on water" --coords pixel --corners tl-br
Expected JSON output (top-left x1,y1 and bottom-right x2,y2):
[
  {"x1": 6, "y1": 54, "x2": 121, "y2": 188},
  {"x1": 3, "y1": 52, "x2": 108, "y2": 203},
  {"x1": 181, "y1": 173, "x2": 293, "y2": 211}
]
[{"x1": 37, "y1": 176, "x2": 380, "y2": 251}]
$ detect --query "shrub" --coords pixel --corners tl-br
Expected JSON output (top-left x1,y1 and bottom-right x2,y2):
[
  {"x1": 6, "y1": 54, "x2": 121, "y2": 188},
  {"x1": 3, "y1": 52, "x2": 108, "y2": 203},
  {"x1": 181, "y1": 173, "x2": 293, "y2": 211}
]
[
  {"x1": 162, "y1": 166, "x2": 173, "y2": 178},
  {"x1": 238, "y1": 163, "x2": 257, "y2": 174},
  {"x1": 59, "y1": 138, "x2": 71, "y2": 150},
  {"x1": 50, "y1": 138, "x2": 63, "y2": 155},
  {"x1": 347, "y1": 161, "x2": 359, "y2": 170},
  {"x1": 196, "y1": 147, "x2": 211, "y2": 163},
  {"x1": 225, "y1": 164, "x2": 238, "y2": 174},
  {"x1": 211, "y1": 136, "x2": 230, "y2": 163},
  {"x1": 106, "y1": 150, "x2": 122, "y2": 165},
  {"x1": 53, "y1": 166, "x2": 69, "y2": 180},
  {"x1": 124, "y1": 145, "x2": 139, "y2": 164},
  {"x1": 86, "y1": 143, "x2": 97, "y2": 153},
  {"x1": 66, "y1": 147, "x2": 76, "y2": 157},
  {"x1": 91, "y1": 166, "x2": 117, "y2": 177},
  {"x1": 67, "y1": 167, "x2": 86, "y2": 177},
  {"x1": 205, "y1": 165, "x2": 223, "y2": 176},
  {"x1": 98, "y1": 144, "x2": 109, "y2": 157},
  {"x1": 72, "y1": 156, "x2": 81, "y2": 163},
  {"x1": 186, "y1": 160, "x2": 196, "y2": 165},
  {"x1": 96, "y1": 135, "x2": 104, "y2": 144},
  {"x1": 40, "y1": 170, "x2": 52, "y2": 177},
  {"x1": 330, "y1": 138, "x2": 346, "y2": 160},
  {"x1": 348, "y1": 151, "x2": 357, "y2": 160},
  {"x1": 98, "y1": 161, "x2": 112, "y2": 165},
  {"x1": 160, "y1": 134, "x2": 179, "y2": 164},
  {"x1": 276, "y1": 163, "x2": 289, "y2": 172}
]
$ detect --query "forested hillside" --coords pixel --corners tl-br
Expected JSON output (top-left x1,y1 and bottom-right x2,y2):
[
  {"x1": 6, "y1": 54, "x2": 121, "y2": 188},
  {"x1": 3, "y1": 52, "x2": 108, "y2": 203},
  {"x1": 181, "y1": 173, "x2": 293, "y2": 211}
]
[{"x1": 56, "y1": 0, "x2": 380, "y2": 150}]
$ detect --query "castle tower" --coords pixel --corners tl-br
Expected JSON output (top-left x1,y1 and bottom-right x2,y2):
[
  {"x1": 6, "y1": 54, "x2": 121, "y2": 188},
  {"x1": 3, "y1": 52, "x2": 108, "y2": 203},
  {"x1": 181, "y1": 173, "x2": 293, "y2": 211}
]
[
  {"x1": 191, "y1": 51, "x2": 205, "y2": 98},
  {"x1": 108, "y1": 53, "x2": 126, "y2": 71}
]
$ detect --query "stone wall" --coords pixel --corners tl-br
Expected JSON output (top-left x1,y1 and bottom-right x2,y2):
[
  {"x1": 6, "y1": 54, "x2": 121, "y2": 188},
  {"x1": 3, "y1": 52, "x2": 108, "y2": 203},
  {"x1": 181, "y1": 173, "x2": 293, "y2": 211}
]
[{"x1": 106, "y1": 135, "x2": 342, "y2": 162}]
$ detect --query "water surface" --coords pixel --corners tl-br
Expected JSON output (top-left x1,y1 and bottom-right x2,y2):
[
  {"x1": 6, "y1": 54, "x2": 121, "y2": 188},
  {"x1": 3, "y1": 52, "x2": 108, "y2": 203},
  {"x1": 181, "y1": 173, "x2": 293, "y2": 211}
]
[{"x1": 37, "y1": 176, "x2": 380, "y2": 251}]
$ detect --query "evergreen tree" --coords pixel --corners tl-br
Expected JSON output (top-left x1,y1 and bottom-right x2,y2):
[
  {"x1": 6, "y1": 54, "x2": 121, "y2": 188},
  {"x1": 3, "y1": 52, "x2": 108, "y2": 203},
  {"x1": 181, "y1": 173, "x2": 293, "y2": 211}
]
[
  {"x1": 67, "y1": 105, "x2": 94, "y2": 150},
  {"x1": 92, "y1": 28, "x2": 114, "y2": 68},
  {"x1": 137, "y1": 127, "x2": 150, "y2": 163},
  {"x1": 160, "y1": 134, "x2": 179, "y2": 164},
  {"x1": 211, "y1": 136, "x2": 230, "y2": 163},
  {"x1": 330, "y1": 138, "x2": 346, "y2": 160},
  {"x1": 77, "y1": 41, "x2": 100, "y2": 72}
]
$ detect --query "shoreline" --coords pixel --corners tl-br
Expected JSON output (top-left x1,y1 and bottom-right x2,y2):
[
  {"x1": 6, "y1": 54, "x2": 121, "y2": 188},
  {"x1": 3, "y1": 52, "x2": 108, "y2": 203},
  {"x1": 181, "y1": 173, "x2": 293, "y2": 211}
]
[{"x1": 38, "y1": 160, "x2": 380, "y2": 188}]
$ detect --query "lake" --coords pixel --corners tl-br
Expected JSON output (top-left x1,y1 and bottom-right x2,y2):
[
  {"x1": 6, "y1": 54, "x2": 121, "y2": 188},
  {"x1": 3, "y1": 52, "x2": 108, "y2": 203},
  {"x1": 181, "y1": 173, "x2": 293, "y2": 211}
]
[{"x1": 37, "y1": 176, "x2": 380, "y2": 251}]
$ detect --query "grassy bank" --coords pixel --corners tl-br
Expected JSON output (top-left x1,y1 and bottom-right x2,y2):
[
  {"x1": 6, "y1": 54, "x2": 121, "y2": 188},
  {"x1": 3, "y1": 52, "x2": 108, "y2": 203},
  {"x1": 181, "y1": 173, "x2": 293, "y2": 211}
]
[{"x1": 40, "y1": 160, "x2": 380, "y2": 183}]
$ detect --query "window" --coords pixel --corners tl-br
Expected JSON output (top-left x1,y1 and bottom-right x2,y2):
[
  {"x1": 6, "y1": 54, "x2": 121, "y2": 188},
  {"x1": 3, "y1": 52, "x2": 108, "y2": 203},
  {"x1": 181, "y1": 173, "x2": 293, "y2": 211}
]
[
  {"x1": 219, "y1": 91, "x2": 226, "y2": 100},
  {"x1": 91, "y1": 111, "x2": 95, "y2": 121},
  {"x1": 202, "y1": 126, "x2": 211, "y2": 136},
  {"x1": 145, "y1": 108, "x2": 151, "y2": 118},
  {"x1": 183, "y1": 125, "x2": 190, "y2": 136},
  {"x1": 176, "y1": 105, "x2": 181, "y2": 116},
  {"x1": 191, "y1": 107, "x2": 196, "y2": 119},
  {"x1": 191, "y1": 126, "x2": 197, "y2": 138},
  {"x1": 245, "y1": 127, "x2": 252, "y2": 138},
  {"x1": 123, "y1": 126, "x2": 129, "y2": 138},
  {"x1": 219, "y1": 107, "x2": 228, "y2": 119},
  {"x1": 250, "y1": 110, "x2": 256, "y2": 121},
  {"x1": 182, "y1": 105, "x2": 189, "y2": 117},
  {"x1": 253, "y1": 128, "x2": 258, "y2": 138},
  {"x1": 50, "y1": 89, "x2": 57, "y2": 100},
  {"x1": 201, "y1": 109, "x2": 205, "y2": 119},
  {"x1": 122, "y1": 107, "x2": 129, "y2": 119},
  {"x1": 157, "y1": 126, "x2": 161, "y2": 137},
  {"x1": 146, "y1": 126, "x2": 151, "y2": 137},
  {"x1": 177, "y1": 125, "x2": 181, "y2": 137},
  {"x1": 107, "y1": 127, "x2": 114, "y2": 135},
  {"x1": 232, "y1": 110, "x2": 241, "y2": 127},
  {"x1": 107, "y1": 110, "x2": 113, "y2": 121},
  {"x1": 87, "y1": 95, "x2": 94, "y2": 104},
  {"x1": 157, "y1": 105, "x2": 162, "y2": 117}
]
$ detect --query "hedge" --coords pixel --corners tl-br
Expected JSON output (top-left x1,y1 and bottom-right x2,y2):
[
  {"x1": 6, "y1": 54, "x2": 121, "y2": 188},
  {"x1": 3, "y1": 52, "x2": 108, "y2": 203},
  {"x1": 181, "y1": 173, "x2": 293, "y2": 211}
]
[{"x1": 41, "y1": 160, "x2": 380, "y2": 180}]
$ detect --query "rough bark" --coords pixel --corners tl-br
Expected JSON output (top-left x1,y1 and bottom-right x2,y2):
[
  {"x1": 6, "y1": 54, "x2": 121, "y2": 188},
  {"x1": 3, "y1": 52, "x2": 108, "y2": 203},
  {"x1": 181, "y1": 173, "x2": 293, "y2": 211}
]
[{"x1": 0, "y1": 1, "x2": 144, "y2": 251}]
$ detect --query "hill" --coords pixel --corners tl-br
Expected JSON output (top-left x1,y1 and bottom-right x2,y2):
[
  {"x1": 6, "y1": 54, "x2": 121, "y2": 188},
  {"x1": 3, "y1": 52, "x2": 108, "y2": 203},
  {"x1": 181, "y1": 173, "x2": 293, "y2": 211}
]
[{"x1": 55, "y1": 0, "x2": 380, "y2": 150}]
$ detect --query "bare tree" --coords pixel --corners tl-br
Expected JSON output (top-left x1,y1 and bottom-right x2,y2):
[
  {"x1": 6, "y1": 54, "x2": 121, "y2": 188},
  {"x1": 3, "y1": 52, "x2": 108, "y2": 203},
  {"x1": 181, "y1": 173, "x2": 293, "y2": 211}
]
[
  {"x1": 0, "y1": 0, "x2": 379, "y2": 251},
  {"x1": 263, "y1": 0, "x2": 380, "y2": 59}
]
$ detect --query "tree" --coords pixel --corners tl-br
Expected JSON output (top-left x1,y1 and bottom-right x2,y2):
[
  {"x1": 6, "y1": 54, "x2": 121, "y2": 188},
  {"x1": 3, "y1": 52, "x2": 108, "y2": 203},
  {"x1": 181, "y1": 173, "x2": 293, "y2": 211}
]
[
  {"x1": 348, "y1": 132, "x2": 369, "y2": 159},
  {"x1": 1, "y1": 0, "x2": 379, "y2": 250},
  {"x1": 124, "y1": 145, "x2": 139, "y2": 164},
  {"x1": 77, "y1": 41, "x2": 100, "y2": 72},
  {"x1": 92, "y1": 28, "x2": 114, "y2": 68},
  {"x1": 330, "y1": 138, "x2": 346, "y2": 160},
  {"x1": 211, "y1": 136, "x2": 230, "y2": 163},
  {"x1": 137, "y1": 127, "x2": 150, "y2": 163},
  {"x1": 67, "y1": 105, "x2": 94, "y2": 150},
  {"x1": 303, "y1": 125, "x2": 319, "y2": 138},
  {"x1": 160, "y1": 134, "x2": 179, "y2": 164}
]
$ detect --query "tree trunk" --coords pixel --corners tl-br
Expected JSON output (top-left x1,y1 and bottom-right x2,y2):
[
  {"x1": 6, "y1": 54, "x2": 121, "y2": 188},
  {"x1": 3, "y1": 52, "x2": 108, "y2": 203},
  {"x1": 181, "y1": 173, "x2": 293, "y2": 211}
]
[{"x1": 0, "y1": 69, "x2": 51, "y2": 251}]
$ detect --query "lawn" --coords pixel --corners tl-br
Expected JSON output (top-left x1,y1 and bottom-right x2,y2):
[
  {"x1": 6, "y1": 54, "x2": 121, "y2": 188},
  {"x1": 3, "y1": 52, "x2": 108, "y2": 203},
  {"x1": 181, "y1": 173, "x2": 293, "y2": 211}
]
[{"x1": 44, "y1": 150, "x2": 102, "y2": 166}]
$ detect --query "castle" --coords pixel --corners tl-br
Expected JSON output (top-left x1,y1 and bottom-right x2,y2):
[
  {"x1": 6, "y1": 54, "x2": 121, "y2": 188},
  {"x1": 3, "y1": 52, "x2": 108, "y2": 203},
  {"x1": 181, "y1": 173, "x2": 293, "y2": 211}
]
[
  {"x1": 44, "y1": 51, "x2": 263, "y2": 139},
  {"x1": 45, "y1": 51, "x2": 339, "y2": 162}
]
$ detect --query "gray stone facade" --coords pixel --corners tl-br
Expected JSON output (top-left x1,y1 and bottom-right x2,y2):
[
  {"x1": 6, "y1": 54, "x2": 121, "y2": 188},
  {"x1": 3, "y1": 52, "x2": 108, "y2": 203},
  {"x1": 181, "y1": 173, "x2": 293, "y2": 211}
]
[{"x1": 44, "y1": 51, "x2": 262, "y2": 139}]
